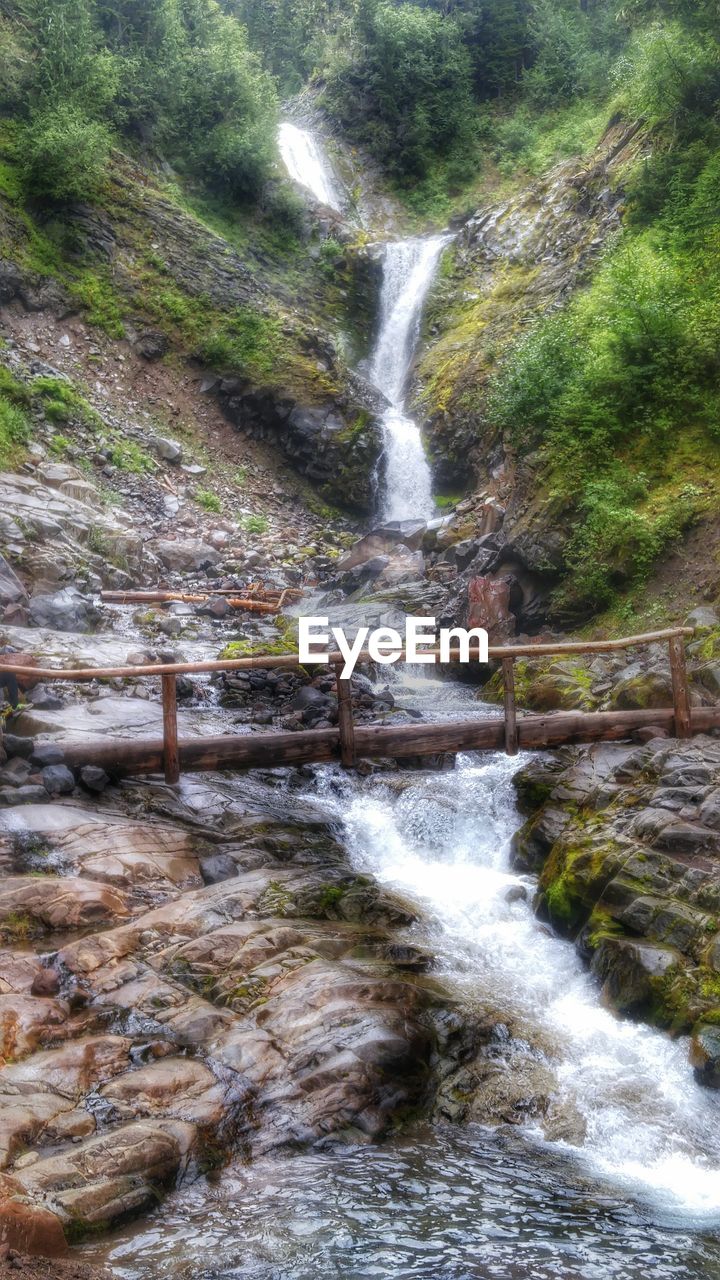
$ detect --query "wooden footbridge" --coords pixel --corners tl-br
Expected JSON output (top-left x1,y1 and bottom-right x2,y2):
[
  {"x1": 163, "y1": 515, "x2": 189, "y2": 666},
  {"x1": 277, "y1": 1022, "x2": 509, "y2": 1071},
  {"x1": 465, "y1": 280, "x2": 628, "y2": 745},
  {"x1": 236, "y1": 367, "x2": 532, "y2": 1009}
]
[{"x1": 2, "y1": 627, "x2": 718, "y2": 784}]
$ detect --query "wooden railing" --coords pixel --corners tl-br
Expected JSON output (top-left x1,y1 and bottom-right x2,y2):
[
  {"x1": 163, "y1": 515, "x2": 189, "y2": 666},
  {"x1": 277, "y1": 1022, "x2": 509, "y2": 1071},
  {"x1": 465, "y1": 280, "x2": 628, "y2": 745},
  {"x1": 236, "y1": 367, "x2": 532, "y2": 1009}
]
[{"x1": 0, "y1": 627, "x2": 701, "y2": 784}]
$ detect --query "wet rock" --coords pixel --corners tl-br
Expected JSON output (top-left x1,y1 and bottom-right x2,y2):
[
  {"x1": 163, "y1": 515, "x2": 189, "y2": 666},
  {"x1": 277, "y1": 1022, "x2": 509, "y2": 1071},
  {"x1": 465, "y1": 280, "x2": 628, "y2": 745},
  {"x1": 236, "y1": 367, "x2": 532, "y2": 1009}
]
[
  {"x1": 0, "y1": 806, "x2": 203, "y2": 896},
  {"x1": 0, "y1": 786, "x2": 49, "y2": 808},
  {"x1": 466, "y1": 575, "x2": 514, "y2": 642},
  {"x1": 0, "y1": 1038, "x2": 133, "y2": 1168},
  {"x1": 690, "y1": 1023, "x2": 720, "y2": 1088},
  {"x1": 41, "y1": 766, "x2": 75, "y2": 797},
  {"x1": 0, "y1": 875, "x2": 129, "y2": 937},
  {"x1": 590, "y1": 937, "x2": 681, "y2": 1018},
  {"x1": 0, "y1": 1175, "x2": 69, "y2": 1258},
  {"x1": 14, "y1": 1119, "x2": 197, "y2": 1235},
  {"x1": 199, "y1": 853, "x2": 239, "y2": 885},
  {"x1": 0, "y1": 996, "x2": 69, "y2": 1062},
  {"x1": 514, "y1": 738, "x2": 720, "y2": 1058},
  {"x1": 337, "y1": 521, "x2": 426, "y2": 571},
  {"x1": 99, "y1": 1058, "x2": 225, "y2": 1128},
  {"x1": 78, "y1": 766, "x2": 110, "y2": 794},
  {"x1": 29, "y1": 590, "x2": 100, "y2": 635},
  {"x1": 0, "y1": 555, "x2": 27, "y2": 607}
]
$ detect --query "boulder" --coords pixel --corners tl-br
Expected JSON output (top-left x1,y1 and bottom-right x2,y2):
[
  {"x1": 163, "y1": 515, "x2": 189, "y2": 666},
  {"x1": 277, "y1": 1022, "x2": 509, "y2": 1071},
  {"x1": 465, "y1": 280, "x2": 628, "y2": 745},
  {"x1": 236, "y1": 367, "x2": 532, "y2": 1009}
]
[
  {"x1": 29, "y1": 589, "x2": 100, "y2": 634},
  {"x1": 41, "y1": 765, "x2": 75, "y2": 796},
  {"x1": 685, "y1": 607, "x2": 719, "y2": 629},
  {"x1": 590, "y1": 937, "x2": 680, "y2": 1017},
  {"x1": 152, "y1": 436, "x2": 183, "y2": 464},
  {"x1": 134, "y1": 330, "x2": 170, "y2": 361},
  {"x1": 609, "y1": 669, "x2": 674, "y2": 711},
  {"x1": 337, "y1": 521, "x2": 426, "y2": 570},
  {"x1": 154, "y1": 540, "x2": 221, "y2": 572}
]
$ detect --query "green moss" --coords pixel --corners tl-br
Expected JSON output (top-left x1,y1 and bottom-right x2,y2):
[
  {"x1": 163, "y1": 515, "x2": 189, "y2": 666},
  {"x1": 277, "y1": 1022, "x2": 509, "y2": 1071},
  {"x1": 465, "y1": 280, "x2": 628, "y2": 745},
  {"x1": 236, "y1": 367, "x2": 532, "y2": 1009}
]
[
  {"x1": 316, "y1": 884, "x2": 345, "y2": 913},
  {"x1": 221, "y1": 616, "x2": 299, "y2": 661},
  {"x1": 585, "y1": 908, "x2": 624, "y2": 950}
]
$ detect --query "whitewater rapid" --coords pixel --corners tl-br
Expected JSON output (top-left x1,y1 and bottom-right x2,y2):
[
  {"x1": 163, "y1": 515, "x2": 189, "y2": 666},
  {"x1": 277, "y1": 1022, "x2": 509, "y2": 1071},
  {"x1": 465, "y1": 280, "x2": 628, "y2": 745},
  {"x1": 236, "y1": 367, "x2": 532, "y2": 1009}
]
[{"x1": 316, "y1": 730, "x2": 720, "y2": 1217}]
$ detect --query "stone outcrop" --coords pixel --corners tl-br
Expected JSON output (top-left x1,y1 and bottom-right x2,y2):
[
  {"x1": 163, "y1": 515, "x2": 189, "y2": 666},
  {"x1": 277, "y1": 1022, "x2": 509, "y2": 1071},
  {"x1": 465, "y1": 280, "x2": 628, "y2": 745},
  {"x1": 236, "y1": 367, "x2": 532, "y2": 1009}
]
[
  {"x1": 212, "y1": 378, "x2": 384, "y2": 515},
  {"x1": 0, "y1": 771, "x2": 466, "y2": 1254},
  {"x1": 512, "y1": 736, "x2": 720, "y2": 1083}
]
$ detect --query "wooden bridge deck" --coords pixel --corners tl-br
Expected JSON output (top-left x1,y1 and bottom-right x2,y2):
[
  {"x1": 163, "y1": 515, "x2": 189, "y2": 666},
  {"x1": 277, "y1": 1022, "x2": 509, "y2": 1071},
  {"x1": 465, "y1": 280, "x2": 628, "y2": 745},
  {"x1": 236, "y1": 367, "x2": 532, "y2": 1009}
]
[{"x1": 2, "y1": 627, "x2": 716, "y2": 783}]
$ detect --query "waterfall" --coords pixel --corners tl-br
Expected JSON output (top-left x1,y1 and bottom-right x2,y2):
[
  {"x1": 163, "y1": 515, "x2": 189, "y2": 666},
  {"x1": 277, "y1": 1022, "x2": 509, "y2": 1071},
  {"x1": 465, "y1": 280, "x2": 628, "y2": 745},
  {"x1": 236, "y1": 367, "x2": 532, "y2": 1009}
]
[
  {"x1": 369, "y1": 236, "x2": 450, "y2": 523},
  {"x1": 278, "y1": 122, "x2": 343, "y2": 212}
]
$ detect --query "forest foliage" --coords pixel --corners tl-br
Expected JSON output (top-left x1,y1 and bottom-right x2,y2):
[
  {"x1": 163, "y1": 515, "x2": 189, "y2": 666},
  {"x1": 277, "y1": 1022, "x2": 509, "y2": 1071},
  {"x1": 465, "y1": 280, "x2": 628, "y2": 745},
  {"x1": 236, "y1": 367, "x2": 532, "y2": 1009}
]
[{"x1": 0, "y1": 0, "x2": 278, "y2": 202}]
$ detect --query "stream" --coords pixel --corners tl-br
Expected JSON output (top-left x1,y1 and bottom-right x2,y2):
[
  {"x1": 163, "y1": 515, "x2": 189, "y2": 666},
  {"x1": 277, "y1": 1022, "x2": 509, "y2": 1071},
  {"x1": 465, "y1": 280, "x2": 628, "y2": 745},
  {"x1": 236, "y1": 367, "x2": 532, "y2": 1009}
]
[{"x1": 85, "y1": 125, "x2": 720, "y2": 1277}]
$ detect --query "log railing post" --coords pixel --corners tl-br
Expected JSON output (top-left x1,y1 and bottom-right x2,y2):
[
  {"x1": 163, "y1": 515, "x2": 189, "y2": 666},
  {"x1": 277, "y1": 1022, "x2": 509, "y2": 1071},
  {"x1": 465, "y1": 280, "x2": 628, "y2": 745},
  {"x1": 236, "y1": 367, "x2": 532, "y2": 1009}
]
[
  {"x1": 668, "y1": 633, "x2": 691, "y2": 739},
  {"x1": 161, "y1": 673, "x2": 180, "y2": 784},
  {"x1": 502, "y1": 656, "x2": 518, "y2": 756},
  {"x1": 334, "y1": 662, "x2": 356, "y2": 768}
]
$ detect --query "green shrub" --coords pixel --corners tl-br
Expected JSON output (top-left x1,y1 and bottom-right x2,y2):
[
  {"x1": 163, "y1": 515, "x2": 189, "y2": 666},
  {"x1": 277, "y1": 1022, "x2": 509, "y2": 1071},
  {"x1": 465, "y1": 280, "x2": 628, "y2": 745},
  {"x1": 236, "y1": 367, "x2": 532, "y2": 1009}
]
[
  {"x1": 21, "y1": 104, "x2": 110, "y2": 203},
  {"x1": 108, "y1": 438, "x2": 153, "y2": 473}
]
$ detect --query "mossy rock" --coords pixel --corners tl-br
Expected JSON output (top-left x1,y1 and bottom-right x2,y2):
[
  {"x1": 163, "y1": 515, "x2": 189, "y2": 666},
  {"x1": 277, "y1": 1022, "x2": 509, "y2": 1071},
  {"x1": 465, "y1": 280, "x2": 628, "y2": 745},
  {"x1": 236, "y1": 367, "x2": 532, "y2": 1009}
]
[
  {"x1": 609, "y1": 671, "x2": 674, "y2": 711},
  {"x1": 538, "y1": 829, "x2": 625, "y2": 935},
  {"x1": 484, "y1": 658, "x2": 596, "y2": 712}
]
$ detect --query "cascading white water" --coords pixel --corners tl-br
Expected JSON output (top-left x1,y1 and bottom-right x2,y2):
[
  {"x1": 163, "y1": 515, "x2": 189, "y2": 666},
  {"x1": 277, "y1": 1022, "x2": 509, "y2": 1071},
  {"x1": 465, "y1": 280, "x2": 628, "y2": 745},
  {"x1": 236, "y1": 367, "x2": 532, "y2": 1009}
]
[
  {"x1": 278, "y1": 122, "x2": 343, "y2": 212},
  {"x1": 312, "y1": 679, "x2": 720, "y2": 1219},
  {"x1": 369, "y1": 236, "x2": 449, "y2": 523}
]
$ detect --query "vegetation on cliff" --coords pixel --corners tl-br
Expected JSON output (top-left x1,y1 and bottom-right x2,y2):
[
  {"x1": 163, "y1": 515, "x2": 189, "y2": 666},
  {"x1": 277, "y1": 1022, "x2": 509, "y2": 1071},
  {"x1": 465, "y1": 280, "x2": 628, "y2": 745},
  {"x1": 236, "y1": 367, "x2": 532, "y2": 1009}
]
[{"x1": 1, "y1": 0, "x2": 278, "y2": 205}]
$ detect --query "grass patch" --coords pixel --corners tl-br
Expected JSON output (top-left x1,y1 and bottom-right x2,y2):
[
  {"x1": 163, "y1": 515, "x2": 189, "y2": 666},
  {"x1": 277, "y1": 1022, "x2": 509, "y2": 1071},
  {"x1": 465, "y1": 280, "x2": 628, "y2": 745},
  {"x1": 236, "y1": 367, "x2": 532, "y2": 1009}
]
[
  {"x1": 195, "y1": 488, "x2": 222, "y2": 513},
  {"x1": 239, "y1": 513, "x2": 269, "y2": 534}
]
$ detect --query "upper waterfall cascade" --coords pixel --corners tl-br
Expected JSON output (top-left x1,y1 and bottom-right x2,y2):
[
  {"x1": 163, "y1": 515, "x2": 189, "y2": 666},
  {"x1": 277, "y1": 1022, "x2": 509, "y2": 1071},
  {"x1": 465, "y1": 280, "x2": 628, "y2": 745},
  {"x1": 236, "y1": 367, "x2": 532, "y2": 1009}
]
[
  {"x1": 277, "y1": 120, "x2": 447, "y2": 524},
  {"x1": 278, "y1": 122, "x2": 343, "y2": 212},
  {"x1": 369, "y1": 236, "x2": 450, "y2": 523}
]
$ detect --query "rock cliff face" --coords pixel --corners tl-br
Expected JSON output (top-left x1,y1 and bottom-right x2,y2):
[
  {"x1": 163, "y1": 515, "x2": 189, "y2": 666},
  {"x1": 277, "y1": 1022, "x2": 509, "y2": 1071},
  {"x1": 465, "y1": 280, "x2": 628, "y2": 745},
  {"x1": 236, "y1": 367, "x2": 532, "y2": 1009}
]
[
  {"x1": 0, "y1": 148, "x2": 385, "y2": 515},
  {"x1": 414, "y1": 120, "x2": 647, "y2": 612}
]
